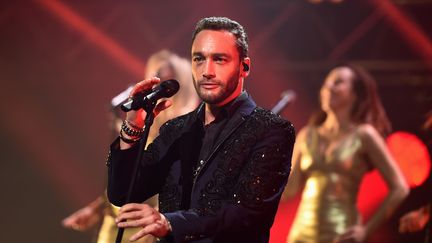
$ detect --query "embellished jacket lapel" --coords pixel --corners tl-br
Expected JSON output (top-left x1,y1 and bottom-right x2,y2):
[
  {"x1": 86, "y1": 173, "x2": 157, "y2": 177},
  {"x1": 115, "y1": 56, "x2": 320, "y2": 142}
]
[{"x1": 193, "y1": 96, "x2": 257, "y2": 182}]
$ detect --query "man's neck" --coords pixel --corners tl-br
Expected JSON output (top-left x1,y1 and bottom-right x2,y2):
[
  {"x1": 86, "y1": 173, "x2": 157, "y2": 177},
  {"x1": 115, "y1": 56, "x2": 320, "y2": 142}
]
[
  {"x1": 204, "y1": 105, "x2": 221, "y2": 125},
  {"x1": 204, "y1": 92, "x2": 241, "y2": 125}
]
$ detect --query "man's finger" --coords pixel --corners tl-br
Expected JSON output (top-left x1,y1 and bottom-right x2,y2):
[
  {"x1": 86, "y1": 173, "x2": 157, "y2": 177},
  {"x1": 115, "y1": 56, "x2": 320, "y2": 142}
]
[
  {"x1": 130, "y1": 223, "x2": 163, "y2": 241},
  {"x1": 131, "y1": 78, "x2": 160, "y2": 96},
  {"x1": 116, "y1": 210, "x2": 146, "y2": 222},
  {"x1": 129, "y1": 226, "x2": 152, "y2": 242},
  {"x1": 119, "y1": 203, "x2": 150, "y2": 213},
  {"x1": 154, "y1": 100, "x2": 172, "y2": 116}
]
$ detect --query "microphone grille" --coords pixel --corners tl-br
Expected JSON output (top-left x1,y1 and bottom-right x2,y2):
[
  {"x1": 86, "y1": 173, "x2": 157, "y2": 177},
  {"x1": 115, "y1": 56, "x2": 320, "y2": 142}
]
[{"x1": 161, "y1": 79, "x2": 180, "y2": 98}]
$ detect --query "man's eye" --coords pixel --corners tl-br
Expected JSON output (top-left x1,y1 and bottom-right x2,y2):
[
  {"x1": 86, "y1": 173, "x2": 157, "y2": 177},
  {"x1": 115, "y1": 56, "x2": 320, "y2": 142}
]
[
  {"x1": 193, "y1": 57, "x2": 204, "y2": 62},
  {"x1": 214, "y1": 57, "x2": 226, "y2": 63}
]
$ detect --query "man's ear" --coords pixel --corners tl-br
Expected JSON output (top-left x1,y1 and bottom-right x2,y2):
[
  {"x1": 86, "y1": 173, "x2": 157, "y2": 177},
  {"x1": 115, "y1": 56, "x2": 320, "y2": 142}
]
[
  {"x1": 242, "y1": 63, "x2": 249, "y2": 72},
  {"x1": 241, "y1": 57, "x2": 250, "y2": 78}
]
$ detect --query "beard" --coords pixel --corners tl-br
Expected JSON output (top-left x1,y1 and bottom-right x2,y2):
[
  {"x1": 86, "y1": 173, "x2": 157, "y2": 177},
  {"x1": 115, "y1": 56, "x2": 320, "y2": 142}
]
[{"x1": 193, "y1": 73, "x2": 240, "y2": 105}]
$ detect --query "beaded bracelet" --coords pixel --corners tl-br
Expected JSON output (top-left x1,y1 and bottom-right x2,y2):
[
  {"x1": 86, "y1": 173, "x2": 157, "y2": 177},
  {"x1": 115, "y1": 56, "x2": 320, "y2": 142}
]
[
  {"x1": 125, "y1": 119, "x2": 143, "y2": 130},
  {"x1": 119, "y1": 130, "x2": 140, "y2": 144},
  {"x1": 121, "y1": 120, "x2": 143, "y2": 137}
]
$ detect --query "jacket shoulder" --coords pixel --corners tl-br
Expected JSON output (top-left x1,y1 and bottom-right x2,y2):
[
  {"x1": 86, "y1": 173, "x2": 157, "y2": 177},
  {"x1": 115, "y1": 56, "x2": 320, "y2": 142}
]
[
  {"x1": 159, "y1": 109, "x2": 196, "y2": 133},
  {"x1": 250, "y1": 107, "x2": 296, "y2": 140}
]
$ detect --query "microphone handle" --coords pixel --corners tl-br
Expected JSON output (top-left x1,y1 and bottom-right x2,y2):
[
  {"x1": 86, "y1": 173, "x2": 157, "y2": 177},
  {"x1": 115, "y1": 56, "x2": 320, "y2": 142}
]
[{"x1": 120, "y1": 90, "x2": 152, "y2": 112}]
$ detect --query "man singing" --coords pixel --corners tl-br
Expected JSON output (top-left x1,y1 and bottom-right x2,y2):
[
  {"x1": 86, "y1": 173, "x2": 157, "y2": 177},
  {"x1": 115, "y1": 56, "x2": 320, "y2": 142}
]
[{"x1": 106, "y1": 16, "x2": 295, "y2": 243}]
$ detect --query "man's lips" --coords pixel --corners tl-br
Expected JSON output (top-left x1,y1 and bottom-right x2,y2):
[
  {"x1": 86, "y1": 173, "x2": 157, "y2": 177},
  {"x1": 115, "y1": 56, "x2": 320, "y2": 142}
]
[{"x1": 199, "y1": 82, "x2": 220, "y2": 89}]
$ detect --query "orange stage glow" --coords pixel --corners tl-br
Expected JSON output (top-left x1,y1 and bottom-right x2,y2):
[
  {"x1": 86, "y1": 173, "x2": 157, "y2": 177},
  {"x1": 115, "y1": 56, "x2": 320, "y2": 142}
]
[{"x1": 387, "y1": 131, "x2": 431, "y2": 187}]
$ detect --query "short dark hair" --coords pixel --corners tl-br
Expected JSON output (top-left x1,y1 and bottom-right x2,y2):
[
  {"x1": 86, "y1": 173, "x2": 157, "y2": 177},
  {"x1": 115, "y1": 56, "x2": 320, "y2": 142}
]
[{"x1": 192, "y1": 17, "x2": 249, "y2": 60}]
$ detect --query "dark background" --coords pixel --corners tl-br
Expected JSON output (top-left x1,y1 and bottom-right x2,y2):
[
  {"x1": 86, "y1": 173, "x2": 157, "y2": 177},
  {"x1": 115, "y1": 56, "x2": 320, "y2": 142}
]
[{"x1": 0, "y1": 0, "x2": 431, "y2": 242}]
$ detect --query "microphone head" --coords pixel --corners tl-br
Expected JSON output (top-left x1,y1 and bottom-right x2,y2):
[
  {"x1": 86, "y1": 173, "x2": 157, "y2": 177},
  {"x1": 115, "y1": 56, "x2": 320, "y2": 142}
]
[
  {"x1": 281, "y1": 90, "x2": 296, "y2": 101},
  {"x1": 160, "y1": 79, "x2": 180, "y2": 98},
  {"x1": 271, "y1": 89, "x2": 296, "y2": 115},
  {"x1": 120, "y1": 79, "x2": 180, "y2": 112}
]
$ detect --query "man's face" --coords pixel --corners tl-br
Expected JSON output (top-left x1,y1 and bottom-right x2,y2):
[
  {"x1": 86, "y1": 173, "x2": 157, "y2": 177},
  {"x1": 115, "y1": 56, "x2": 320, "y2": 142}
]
[{"x1": 191, "y1": 30, "x2": 243, "y2": 106}]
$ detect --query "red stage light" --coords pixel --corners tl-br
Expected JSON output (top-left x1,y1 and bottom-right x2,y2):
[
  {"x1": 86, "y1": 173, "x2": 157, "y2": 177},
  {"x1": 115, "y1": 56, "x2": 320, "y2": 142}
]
[{"x1": 386, "y1": 131, "x2": 431, "y2": 187}]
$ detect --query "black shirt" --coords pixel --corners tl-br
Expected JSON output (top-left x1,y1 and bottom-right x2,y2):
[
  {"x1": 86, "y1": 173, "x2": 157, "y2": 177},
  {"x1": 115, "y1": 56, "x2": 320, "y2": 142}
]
[{"x1": 194, "y1": 92, "x2": 249, "y2": 177}]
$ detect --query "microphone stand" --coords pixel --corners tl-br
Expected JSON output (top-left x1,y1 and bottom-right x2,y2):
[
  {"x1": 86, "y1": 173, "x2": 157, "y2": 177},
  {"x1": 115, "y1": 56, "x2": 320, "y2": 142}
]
[{"x1": 115, "y1": 99, "x2": 157, "y2": 243}]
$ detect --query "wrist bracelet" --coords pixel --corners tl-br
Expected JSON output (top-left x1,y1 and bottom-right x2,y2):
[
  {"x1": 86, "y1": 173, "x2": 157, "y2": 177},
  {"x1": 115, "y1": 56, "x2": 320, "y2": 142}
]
[
  {"x1": 121, "y1": 120, "x2": 143, "y2": 137},
  {"x1": 125, "y1": 119, "x2": 143, "y2": 130},
  {"x1": 119, "y1": 130, "x2": 140, "y2": 144}
]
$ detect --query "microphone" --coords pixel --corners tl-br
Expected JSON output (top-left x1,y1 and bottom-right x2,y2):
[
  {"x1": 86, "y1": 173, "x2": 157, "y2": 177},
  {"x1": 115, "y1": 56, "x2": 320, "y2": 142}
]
[
  {"x1": 121, "y1": 79, "x2": 180, "y2": 112},
  {"x1": 111, "y1": 85, "x2": 134, "y2": 108},
  {"x1": 271, "y1": 90, "x2": 296, "y2": 115}
]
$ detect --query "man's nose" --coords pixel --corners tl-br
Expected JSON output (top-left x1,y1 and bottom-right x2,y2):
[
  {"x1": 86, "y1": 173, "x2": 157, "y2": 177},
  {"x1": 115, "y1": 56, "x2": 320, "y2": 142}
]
[{"x1": 203, "y1": 61, "x2": 215, "y2": 79}]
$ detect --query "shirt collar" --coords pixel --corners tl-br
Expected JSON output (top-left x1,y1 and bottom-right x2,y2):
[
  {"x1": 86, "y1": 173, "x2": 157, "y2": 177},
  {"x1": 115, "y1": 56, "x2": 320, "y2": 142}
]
[{"x1": 197, "y1": 91, "x2": 249, "y2": 123}]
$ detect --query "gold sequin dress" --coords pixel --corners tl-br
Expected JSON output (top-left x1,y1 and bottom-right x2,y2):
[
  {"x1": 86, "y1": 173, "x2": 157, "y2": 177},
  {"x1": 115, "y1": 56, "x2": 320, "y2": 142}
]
[{"x1": 288, "y1": 127, "x2": 370, "y2": 243}]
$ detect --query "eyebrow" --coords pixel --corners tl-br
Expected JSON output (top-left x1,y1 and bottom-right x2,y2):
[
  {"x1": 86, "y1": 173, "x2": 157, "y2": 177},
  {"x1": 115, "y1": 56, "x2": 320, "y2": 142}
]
[
  {"x1": 192, "y1": 52, "x2": 231, "y2": 58},
  {"x1": 192, "y1": 52, "x2": 203, "y2": 57}
]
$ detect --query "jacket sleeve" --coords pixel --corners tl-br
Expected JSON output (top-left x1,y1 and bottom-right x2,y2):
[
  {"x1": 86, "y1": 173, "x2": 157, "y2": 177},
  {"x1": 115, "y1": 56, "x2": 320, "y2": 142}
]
[
  {"x1": 164, "y1": 121, "x2": 295, "y2": 242},
  {"x1": 106, "y1": 116, "x2": 183, "y2": 206},
  {"x1": 106, "y1": 138, "x2": 167, "y2": 206}
]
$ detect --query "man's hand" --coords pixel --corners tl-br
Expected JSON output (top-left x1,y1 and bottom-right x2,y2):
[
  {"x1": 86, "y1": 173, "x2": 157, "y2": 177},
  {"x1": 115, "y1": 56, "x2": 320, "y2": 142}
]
[
  {"x1": 116, "y1": 203, "x2": 171, "y2": 241},
  {"x1": 126, "y1": 77, "x2": 172, "y2": 127},
  {"x1": 120, "y1": 77, "x2": 172, "y2": 149}
]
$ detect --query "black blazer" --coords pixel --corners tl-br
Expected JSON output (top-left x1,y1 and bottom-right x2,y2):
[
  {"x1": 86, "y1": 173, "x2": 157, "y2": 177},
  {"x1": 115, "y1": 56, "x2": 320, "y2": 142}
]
[{"x1": 107, "y1": 94, "x2": 295, "y2": 243}]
